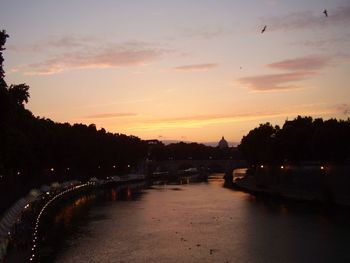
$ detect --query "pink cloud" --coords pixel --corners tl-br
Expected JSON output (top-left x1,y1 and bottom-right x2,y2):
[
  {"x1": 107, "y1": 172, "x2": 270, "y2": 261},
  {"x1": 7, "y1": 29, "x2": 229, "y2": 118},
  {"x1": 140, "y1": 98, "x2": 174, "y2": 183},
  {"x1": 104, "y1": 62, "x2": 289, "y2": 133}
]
[
  {"x1": 238, "y1": 54, "x2": 337, "y2": 92},
  {"x1": 239, "y1": 71, "x2": 316, "y2": 91},
  {"x1": 173, "y1": 63, "x2": 218, "y2": 72},
  {"x1": 267, "y1": 56, "x2": 331, "y2": 71},
  {"x1": 12, "y1": 42, "x2": 167, "y2": 75},
  {"x1": 7, "y1": 35, "x2": 97, "y2": 52}
]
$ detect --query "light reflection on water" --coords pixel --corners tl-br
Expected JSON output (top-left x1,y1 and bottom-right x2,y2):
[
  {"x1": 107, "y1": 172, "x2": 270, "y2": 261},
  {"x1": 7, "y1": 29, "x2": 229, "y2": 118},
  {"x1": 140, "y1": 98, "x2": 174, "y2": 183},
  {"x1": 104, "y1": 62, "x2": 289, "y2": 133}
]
[{"x1": 38, "y1": 175, "x2": 350, "y2": 263}]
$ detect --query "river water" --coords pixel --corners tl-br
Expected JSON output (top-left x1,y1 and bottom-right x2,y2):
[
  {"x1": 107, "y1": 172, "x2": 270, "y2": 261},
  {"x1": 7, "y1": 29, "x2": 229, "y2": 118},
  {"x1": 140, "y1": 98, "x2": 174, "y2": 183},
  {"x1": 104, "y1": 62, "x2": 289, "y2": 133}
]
[{"x1": 38, "y1": 174, "x2": 350, "y2": 263}]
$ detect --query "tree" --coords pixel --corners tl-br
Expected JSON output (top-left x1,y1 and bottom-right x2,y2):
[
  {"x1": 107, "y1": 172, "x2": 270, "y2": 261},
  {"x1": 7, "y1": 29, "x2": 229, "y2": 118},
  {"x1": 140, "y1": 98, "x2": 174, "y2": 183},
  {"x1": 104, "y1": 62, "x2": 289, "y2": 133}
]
[
  {"x1": 0, "y1": 29, "x2": 9, "y2": 89},
  {"x1": 238, "y1": 116, "x2": 350, "y2": 164},
  {"x1": 8, "y1": 84, "x2": 30, "y2": 105},
  {"x1": 238, "y1": 123, "x2": 280, "y2": 164}
]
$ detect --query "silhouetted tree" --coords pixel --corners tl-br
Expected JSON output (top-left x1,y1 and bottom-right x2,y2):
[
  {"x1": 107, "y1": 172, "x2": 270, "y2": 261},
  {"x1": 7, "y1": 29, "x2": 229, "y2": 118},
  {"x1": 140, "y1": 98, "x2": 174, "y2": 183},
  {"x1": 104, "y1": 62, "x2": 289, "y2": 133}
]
[
  {"x1": 0, "y1": 29, "x2": 9, "y2": 89},
  {"x1": 8, "y1": 84, "x2": 30, "y2": 105},
  {"x1": 238, "y1": 123, "x2": 280, "y2": 164},
  {"x1": 238, "y1": 116, "x2": 350, "y2": 165},
  {"x1": 0, "y1": 31, "x2": 148, "y2": 212}
]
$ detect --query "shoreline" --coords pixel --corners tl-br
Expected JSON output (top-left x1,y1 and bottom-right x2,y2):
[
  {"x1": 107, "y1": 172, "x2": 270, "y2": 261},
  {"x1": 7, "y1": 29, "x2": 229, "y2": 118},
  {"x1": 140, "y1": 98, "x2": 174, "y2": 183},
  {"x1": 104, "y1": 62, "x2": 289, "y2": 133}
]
[
  {"x1": 232, "y1": 173, "x2": 350, "y2": 208},
  {"x1": 1, "y1": 175, "x2": 146, "y2": 263}
]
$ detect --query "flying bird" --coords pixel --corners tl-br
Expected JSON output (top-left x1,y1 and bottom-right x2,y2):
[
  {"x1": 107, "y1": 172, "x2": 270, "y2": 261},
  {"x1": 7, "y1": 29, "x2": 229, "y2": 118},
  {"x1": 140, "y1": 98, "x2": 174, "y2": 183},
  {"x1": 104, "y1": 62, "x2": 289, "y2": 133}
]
[
  {"x1": 323, "y1": 9, "x2": 328, "y2": 17},
  {"x1": 261, "y1": 25, "x2": 267, "y2": 34}
]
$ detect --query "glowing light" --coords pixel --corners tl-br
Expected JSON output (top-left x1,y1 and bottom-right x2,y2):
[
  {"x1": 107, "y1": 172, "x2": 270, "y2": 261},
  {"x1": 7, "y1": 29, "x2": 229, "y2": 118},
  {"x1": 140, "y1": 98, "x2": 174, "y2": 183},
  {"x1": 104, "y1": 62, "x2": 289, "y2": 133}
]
[
  {"x1": 260, "y1": 165, "x2": 264, "y2": 168},
  {"x1": 17, "y1": 171, "x2": 21, "y2": 175},
  {"x1": 320, "y1": 166, "x2": 325, "y2": 170},
  {"x1": 50, "y1": 168, "x2": 54, "y2": 172},
  {"x1": 280, "y1": 165, "x2": 284, "y2": 169}
]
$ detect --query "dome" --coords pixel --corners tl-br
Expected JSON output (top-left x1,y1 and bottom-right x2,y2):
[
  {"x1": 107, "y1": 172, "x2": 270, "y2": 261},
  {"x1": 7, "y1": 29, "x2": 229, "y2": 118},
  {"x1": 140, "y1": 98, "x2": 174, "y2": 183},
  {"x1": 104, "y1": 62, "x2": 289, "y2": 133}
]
[{"x1": 218, "y1": 136, "x2": 229, "y2": 149}]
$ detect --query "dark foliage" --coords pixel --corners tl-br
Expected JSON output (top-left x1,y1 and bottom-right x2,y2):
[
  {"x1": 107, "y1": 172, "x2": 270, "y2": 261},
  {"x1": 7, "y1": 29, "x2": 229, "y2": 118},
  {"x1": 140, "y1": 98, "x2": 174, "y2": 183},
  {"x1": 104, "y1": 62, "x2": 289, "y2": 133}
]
[
  {"x1": 0, "y1": 31, "x2": 147, "y2": 212},
  {"x1": 149, "y1": 141, "x2": 241, "y2": 161},
  {"x1": 238, "y1": 116, "x2": 350, "y2": 165}
]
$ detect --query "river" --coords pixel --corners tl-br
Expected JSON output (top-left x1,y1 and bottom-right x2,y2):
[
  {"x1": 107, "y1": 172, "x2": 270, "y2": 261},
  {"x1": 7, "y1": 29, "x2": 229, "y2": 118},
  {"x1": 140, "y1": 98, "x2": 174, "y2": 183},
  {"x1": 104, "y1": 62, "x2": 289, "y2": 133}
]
[{"x1": 38, "y1": 174, "x2": 350, "y2": 263}]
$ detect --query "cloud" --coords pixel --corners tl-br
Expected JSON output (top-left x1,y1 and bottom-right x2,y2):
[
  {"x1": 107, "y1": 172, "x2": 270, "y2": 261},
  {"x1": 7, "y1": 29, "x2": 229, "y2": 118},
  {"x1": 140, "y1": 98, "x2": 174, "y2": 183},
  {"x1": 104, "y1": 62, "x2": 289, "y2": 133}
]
[
  {"x1": 83, "y1": 113, "x2": 138, "y2": 119},
  {"x1": 262, "y1": 4, "x2": 350, "y2": 31},
  {"x1": 127, "y1": 109, "x2": 338, "y2": 131},
  {"x1": 267, "y1": 56, "x2": 331, "y2": 71},
  {"x1": 12, "y1": 41, "x2": 168, "y2": 75},
  {"x1": 239, "y1": 71, "x2": 315, "y2": 92},
  {"x1": 173, "y1": 63, "x2": 218, "y2": 72},
  {"x1": 7, "y1": 35, "x2": 97, "y2": 52},
  {"x1": 238, "y1": 55, "x2": 333, "y2": 92}
]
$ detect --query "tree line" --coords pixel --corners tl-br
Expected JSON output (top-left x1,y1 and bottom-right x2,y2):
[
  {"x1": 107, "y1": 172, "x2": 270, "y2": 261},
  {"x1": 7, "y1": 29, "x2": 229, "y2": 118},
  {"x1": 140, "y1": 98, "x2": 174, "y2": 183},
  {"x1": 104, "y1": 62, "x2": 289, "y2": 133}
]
[
  {"x1": 148, "y1": 141, "x2": 240, "y2": 161},
  {"x1": 0, "y1": 30, "x2": 148, "y2": 212},
  {"x1": 0, "y1": 30, "x2": 240, "y2": 212},
  {"x1": 238, "y1": 116, "x2": 350, "y2": 165}
]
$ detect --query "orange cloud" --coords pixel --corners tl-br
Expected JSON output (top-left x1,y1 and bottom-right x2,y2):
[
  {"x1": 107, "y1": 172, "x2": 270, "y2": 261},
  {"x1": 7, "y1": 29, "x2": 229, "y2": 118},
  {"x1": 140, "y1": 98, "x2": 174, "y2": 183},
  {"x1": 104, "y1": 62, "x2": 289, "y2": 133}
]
[
  {"x1": 83, "y1": 113, "x2": 138, "y2": 119},
  {"x1": 126, "y1": 109, "x2": 337, "y2": 131},
  {"x1": 173, "y1": 63, "x2": 218, "y2": 72}
]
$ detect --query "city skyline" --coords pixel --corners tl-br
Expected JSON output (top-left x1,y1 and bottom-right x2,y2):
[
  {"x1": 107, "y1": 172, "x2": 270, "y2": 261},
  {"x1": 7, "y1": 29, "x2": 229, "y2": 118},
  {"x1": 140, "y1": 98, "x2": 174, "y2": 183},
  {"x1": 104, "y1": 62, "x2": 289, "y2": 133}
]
[{"x1": 1, "y1": 0, "x2": 350, "y2": 143}]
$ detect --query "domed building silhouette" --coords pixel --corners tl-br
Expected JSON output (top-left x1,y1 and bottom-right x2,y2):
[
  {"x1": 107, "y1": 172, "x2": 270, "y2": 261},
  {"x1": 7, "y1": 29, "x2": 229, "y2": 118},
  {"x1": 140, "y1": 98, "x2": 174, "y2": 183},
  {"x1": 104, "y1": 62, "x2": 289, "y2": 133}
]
[{"x1": 217, "y1": 136, "x2": 229, "y2": 149}]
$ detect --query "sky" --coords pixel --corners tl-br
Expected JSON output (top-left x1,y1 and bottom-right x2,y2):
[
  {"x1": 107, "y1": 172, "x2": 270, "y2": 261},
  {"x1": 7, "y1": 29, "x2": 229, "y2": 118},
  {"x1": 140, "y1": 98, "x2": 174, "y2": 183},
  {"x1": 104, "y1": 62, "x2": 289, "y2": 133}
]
[{"x1": 1, "y1": 0, "x2": 350, "y2": 145}]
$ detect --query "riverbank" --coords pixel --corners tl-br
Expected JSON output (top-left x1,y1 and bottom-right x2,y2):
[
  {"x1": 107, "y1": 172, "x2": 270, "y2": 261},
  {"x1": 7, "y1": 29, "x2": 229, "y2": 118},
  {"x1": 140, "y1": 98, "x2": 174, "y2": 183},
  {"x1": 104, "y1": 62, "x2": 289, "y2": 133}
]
[
  {"x1": 1, "y1": 174, "x2": 145, "y2": 263},
  {"x1": 232, "y1": 165, "x2": 350, "y2": 207}
]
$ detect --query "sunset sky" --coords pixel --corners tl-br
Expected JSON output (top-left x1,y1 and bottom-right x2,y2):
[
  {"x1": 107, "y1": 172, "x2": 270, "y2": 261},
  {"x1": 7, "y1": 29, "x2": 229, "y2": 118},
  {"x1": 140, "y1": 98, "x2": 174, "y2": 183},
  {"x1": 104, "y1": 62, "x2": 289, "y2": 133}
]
[{"x1": 1, "y1": 0, "x2": 350, "y2": 144}]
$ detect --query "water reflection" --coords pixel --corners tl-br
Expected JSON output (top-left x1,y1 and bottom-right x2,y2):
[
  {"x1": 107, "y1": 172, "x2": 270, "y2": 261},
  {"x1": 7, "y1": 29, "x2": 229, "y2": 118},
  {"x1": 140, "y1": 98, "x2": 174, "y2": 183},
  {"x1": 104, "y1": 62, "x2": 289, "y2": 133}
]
[
  {"x1": 110, "y1": 189, "x2": 117, "y2": 202},
  {"x1": 38, "y1": 177, "x2": 350, "y2": 263},
  {"x1": 38, "y1": 183, "x2": 145, "y2": 262}
]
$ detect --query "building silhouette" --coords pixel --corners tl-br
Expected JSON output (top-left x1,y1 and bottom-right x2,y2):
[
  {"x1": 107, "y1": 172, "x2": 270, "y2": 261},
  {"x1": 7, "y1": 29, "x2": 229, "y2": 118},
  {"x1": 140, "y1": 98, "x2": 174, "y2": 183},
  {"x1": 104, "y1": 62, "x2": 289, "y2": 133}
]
[{"x1": 218, "y1": 136, "x2": 229, "y2": 149}]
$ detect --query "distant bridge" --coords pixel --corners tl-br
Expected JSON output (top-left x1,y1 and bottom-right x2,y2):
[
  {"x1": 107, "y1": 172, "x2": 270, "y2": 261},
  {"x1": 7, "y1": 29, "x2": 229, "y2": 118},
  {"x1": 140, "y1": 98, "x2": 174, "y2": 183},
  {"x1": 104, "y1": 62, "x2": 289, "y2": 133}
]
[{"x1": 145, "y1": 159, "x2": 247, "y2": 178}]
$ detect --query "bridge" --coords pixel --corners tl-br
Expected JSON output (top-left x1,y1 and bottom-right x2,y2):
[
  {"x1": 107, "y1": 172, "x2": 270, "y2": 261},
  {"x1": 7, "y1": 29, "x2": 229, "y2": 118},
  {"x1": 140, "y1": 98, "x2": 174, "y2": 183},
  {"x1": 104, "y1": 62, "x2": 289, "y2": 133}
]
[{"x1": 145, "y1": 159, "x2": 247, "y2": 180}]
